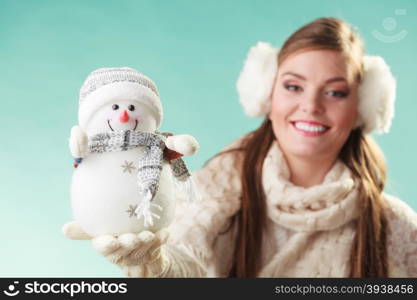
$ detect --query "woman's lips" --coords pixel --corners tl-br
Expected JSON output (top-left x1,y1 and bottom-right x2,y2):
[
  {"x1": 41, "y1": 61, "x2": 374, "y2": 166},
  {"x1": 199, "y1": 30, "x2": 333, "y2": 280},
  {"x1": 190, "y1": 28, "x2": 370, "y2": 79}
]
[{"x1": 290, "y1": 121, "x2": 330, "y2": 137}]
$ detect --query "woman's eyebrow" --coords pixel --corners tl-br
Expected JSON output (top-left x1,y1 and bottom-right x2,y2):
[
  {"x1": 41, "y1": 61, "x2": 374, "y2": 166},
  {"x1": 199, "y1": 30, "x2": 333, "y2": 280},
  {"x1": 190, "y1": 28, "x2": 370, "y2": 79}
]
[
  {"x1": 325, "y1": 77, "x2": 347, "y2": 84},
  {"x1": 281, "y1": 72, "x2": 347, "y2": 83},
  {"x1": 281, "y1": 72, "x2": 306, "y2": 80}
]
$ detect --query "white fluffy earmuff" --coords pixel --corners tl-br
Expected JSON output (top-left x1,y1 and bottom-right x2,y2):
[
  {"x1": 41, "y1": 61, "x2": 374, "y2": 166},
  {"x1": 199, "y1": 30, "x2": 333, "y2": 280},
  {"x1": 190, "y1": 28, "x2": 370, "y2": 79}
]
[{"x1": 236, "y1": 42, "x2": 396, "y2": 134}]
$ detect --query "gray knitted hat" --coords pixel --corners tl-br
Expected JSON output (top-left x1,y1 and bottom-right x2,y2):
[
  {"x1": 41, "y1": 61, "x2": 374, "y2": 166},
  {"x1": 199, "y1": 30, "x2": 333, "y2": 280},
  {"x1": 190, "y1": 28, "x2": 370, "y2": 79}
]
[{"x1": 78, "y1": 67, "x2": 163, "y2": 129}]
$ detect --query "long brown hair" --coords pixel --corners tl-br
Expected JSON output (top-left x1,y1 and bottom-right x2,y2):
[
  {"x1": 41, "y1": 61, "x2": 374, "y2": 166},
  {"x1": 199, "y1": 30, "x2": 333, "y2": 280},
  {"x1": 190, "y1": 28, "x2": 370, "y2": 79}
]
[{"x1": 225, "y1": 17, "x2": 388, "y2": 277}]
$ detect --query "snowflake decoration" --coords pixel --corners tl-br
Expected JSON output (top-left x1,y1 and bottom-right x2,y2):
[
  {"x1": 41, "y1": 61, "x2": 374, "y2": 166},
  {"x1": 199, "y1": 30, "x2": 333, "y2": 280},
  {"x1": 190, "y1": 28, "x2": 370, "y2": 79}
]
[
  {"x1": 121, "y1": 160, "x2": 136, "y2": 174},
  {"x1": 126, "y1": 204, "x2": 138, "y2": 218}
]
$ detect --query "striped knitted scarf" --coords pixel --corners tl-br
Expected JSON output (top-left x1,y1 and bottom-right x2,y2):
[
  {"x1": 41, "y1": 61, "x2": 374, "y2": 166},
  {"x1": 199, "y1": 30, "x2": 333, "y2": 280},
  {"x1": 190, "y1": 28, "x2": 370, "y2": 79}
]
[{"x1": 88, "y1": 130, "x2": 191, "y2": 227}]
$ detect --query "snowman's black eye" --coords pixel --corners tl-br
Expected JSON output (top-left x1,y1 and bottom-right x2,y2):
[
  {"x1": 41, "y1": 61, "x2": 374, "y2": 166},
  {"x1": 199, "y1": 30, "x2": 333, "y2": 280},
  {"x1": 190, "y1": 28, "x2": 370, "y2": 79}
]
[
  {"x1": 112, "y1": 104, "x2": 119, "y2": 110},
  {"x1": 128, "y1": 105, "x2": 135, "y2": 111}
]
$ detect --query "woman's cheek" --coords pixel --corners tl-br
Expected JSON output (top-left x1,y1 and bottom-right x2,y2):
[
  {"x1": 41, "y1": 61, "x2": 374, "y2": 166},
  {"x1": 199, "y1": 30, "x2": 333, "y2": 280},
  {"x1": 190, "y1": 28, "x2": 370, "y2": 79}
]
[
  {"x1": 331, "y1": 100, "x2": 358, "y2": 130},
  {"x1": 273, "y1": 95, "x2": 295, "y2": 119}
]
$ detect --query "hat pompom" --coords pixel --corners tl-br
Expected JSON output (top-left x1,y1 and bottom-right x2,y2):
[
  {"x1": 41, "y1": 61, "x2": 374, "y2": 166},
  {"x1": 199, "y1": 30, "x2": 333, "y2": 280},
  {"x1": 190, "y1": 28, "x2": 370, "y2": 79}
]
[
  {"x1": 236, "y1": 42, "x2": 279, "y2": 117},
  {"x1": 357, "y1": 56, "x2": 396, "y2": 134}
]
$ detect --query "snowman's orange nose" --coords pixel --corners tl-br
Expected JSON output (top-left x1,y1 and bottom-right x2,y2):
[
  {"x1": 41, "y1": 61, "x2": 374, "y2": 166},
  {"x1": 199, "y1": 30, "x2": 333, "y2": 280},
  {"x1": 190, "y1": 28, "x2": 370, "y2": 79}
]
[{"x1": 119, "y1": 110, "x2": 130, "y2": 123}]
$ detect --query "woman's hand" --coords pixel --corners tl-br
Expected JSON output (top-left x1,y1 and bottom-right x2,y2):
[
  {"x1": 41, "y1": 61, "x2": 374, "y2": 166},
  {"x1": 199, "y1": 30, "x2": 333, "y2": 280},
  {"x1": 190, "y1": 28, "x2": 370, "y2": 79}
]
[{"x1": 62, "y1": 221, "x2": 169, "y2": 277}]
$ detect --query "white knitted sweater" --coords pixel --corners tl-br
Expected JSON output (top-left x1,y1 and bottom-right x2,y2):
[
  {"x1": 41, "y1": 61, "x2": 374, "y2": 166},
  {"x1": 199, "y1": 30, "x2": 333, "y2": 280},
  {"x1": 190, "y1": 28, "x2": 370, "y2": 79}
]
[{"x1": 166, "y1": 137, "x2": 417, "y2": 277}]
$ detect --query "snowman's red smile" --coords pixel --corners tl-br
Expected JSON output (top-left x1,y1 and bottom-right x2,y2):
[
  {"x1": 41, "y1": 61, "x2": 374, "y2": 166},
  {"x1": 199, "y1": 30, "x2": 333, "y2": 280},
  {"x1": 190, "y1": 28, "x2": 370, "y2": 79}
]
[{"x1": 107, "y1": 119, "x2": 138, "y2": 131}]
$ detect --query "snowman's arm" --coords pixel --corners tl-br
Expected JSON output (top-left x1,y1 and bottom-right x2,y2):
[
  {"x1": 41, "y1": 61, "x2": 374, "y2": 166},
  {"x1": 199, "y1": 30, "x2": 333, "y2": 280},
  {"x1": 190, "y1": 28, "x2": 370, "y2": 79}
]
[
  {"x1": 69, "y1": 125, "x2": 88, "y2": 159},
  {"x1": 165, "y1": 134, "x2": 199, "y2": 156}
]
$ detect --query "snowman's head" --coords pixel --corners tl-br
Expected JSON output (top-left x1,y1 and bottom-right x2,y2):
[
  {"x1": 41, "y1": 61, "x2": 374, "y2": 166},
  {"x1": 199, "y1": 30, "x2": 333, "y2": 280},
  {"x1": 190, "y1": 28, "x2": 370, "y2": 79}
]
[{"x1": 78, "y1": 68, "x2": 163, "y2": 136}]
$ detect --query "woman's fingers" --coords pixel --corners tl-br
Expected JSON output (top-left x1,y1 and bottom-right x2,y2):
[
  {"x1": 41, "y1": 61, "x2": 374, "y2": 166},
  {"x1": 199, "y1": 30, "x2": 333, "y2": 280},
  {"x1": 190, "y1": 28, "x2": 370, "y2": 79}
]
[
  {"x1": 123, "y1": 265, "x2": 141, "y2": 277},
  {"x1": 114, "y1": 233, "x2": 151, "y2": 265},
  {"x1": 92, "y1": 235, "x2": 121, "y2": 258},
  {"x1": 91, "y1": 230, "x2": 170, "y2": 267},
  {"x1": 122, "y1": 231, "x2": 158, "y2": 264},
  {"x1": 145, "y1": 229, "x2": 169, "y2": 262},
  {"x1": 155, "y1": 228, "x2": 169, "y2": 244},
  {"x1": 62, "y1": 221, "x2": 92, "y2": 240},
  {"x1": 96, "y1": 231, "x2": 156, "y2": 266}
]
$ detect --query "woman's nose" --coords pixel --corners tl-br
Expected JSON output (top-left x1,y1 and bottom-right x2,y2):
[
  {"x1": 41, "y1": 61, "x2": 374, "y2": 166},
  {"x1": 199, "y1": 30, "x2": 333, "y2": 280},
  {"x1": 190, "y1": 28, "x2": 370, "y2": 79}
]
[
  {"x1": 119, "y1": 110, "x2": 130, "y2": 123},
  {"x1": 300, "y1": 92, "x2": 324, "y2": 114}
]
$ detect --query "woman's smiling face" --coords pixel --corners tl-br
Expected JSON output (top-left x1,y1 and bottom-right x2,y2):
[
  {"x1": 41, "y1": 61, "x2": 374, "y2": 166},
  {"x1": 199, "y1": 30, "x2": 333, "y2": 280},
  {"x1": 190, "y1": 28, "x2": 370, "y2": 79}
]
[{"x1": 270, "y1": 49, "x2": 359, "y2": 162}]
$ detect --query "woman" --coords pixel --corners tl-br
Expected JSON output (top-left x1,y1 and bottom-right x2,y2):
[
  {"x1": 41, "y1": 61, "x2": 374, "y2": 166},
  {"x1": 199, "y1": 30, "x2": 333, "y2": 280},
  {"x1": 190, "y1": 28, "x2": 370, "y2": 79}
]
[{"x1": 63, "y1": 17, "x2": 417, "y2": 277}]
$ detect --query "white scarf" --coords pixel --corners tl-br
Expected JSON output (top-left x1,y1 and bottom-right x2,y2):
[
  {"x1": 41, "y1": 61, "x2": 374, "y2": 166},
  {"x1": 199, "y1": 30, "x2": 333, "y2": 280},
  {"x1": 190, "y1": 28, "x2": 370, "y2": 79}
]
[{"x1": 259, "y1": 141, "x2": 360, "y2": 277}]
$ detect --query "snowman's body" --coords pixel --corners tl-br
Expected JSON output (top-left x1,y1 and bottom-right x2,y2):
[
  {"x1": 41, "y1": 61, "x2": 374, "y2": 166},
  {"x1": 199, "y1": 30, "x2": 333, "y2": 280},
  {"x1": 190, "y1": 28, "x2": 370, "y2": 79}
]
[
  {"x1": 69, "y1": 69, "x2": 198, "y2": 238},
  {"x1": 71, "y1": 147, "x2": 175, "y2": 236}
]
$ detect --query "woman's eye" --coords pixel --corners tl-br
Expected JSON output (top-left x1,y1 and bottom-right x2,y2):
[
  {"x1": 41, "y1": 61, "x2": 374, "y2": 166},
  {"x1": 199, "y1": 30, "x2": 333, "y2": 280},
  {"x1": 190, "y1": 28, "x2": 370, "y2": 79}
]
[
  {"x1": 112, "y1": 104, "x2": 119, "y2": 110},
  {"x1": 326, "y1": 90, "x2": 349, "y2": 98},
  {"x1": 284, "y1": 84, "x2": 302, "y2": 92},
  {"x1": 128, "y1": 105, "x2": 135, "y2": 111}
]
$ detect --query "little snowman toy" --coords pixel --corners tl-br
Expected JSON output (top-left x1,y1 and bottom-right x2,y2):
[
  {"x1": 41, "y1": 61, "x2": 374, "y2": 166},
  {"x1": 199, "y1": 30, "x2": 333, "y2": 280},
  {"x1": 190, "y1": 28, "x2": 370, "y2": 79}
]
[{"x1": 63, "y1": 67, "x2": 199, "y2": 238}]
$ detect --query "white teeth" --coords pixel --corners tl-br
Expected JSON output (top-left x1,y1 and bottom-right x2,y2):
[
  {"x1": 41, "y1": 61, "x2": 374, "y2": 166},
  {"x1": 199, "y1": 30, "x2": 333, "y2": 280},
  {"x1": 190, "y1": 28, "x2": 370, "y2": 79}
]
[{"x1": 294, "y1": 122, "x2": 327, "y2": 132}]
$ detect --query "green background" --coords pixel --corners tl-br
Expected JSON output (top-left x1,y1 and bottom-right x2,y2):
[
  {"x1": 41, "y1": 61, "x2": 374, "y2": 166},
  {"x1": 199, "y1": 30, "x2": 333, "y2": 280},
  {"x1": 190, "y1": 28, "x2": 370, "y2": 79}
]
[{"x1": 1, "y1": 0, "x2": 416, "y2": 277}]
